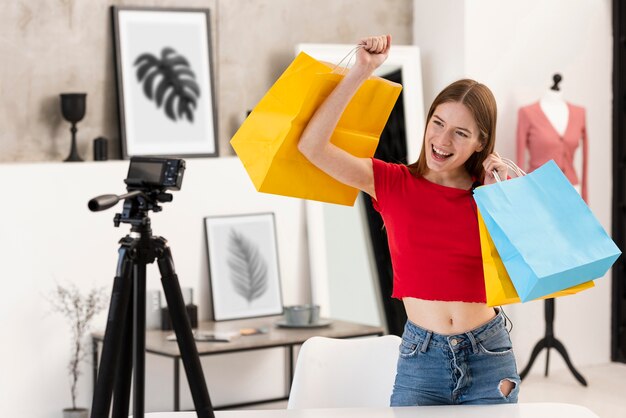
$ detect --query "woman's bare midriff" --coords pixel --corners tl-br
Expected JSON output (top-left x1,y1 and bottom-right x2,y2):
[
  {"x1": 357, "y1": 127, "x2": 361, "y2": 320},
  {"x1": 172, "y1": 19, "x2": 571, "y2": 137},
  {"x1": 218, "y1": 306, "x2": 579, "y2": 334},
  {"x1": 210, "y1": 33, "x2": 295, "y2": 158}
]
[{"x1": 403, "y1": 297, "x2": 497, "y2": 335}]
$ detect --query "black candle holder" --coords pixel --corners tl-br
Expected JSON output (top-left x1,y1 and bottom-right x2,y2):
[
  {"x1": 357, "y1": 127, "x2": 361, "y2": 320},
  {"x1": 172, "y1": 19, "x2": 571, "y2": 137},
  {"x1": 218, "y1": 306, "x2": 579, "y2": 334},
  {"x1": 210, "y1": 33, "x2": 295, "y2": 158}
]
[
  {"x1": 93, "y1": 136, "x2": 109, "y2": 161},
  {"x1": 60, "y1": 93, "x2": 86, "y2": 162}
]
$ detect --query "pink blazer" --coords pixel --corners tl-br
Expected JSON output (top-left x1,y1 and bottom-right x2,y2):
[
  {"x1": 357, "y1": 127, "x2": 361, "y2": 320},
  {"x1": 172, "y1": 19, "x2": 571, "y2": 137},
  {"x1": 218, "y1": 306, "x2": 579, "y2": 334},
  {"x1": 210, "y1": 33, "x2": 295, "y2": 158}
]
[{"x1": 516, "y1": 102, "x2": 588, "y2": 202}]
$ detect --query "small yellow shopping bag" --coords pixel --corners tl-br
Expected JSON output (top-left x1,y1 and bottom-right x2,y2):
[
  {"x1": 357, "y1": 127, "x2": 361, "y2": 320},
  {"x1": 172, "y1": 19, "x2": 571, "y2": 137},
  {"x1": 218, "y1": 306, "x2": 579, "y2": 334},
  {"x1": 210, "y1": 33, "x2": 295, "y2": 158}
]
[
  {"x1": 230, "y1": 51, "x2": 402, "y2": 206},
  {"x1": 477, "y1": 209, "x2": 594, "y2": 306}
]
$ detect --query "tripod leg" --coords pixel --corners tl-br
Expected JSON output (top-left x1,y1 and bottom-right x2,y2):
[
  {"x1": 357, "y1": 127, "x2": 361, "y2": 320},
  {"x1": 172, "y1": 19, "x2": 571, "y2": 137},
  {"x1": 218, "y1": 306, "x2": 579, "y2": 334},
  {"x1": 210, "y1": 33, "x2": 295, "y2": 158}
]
[
  {"x1": 545, "y1": 347, "x2": 550, "y2": 377},
  {"x1": 91, "y1": 250, "x2": 133, "y2": 418},
  {"x1": 133, "y1": 263, "x2": 147, "y2": 418},
  {"x1": 112, "y1": 281, "x2": 134, "y2": 418},
  {"x1": 552, "y1": 338, "x2": 588, "y2": 386},
  {"x1": 519, "y1": 337, "x2": 548, "y2": 380},
  {"x1": 158, "y1": 246, "x2": 215, "y2": 418}
]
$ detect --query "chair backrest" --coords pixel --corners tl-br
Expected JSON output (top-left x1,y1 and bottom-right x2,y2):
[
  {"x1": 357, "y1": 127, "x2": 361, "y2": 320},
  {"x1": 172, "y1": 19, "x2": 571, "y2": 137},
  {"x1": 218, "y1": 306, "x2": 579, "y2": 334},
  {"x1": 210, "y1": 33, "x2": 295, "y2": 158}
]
[{"x1": 287, "y1": 335, "x2": 401, "y2": 409}]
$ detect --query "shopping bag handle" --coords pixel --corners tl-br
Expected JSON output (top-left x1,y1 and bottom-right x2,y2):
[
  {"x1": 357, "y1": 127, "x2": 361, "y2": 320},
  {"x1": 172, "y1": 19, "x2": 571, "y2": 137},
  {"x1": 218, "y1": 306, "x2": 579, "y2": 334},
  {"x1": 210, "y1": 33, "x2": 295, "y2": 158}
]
[
  {"x1": 493, "y1": 157, "x2": 526, "y2": 182},
  {"x1": 331, "y1": 45, "x2": 363, "y2": 74}
]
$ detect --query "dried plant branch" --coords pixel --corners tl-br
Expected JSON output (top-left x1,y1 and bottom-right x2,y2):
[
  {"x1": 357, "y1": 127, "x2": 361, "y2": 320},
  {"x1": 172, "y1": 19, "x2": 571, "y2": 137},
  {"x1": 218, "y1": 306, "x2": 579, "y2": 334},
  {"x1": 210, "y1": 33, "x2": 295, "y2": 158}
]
[{"x1": 48, "y1": 283, "x2": 108, "y2": 410}]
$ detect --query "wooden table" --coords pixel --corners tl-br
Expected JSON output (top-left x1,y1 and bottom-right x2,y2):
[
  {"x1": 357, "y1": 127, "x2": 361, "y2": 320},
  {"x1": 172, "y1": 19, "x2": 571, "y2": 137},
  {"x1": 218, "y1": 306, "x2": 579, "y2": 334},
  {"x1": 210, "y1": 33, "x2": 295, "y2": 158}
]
[{"x1": 92, "y1": 316, "x2": 384, "y2": 411}]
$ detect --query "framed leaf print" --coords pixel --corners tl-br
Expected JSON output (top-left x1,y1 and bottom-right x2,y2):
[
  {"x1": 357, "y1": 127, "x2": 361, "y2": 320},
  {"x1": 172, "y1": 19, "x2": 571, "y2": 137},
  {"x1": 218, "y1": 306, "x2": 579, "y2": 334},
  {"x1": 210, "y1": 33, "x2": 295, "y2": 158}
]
[
  {"x1": 112, "y1": 6, "x2": 218, "y2": 158},
  {"x1": 204, "y1": 213, "x2": 283, "y2": 321}
]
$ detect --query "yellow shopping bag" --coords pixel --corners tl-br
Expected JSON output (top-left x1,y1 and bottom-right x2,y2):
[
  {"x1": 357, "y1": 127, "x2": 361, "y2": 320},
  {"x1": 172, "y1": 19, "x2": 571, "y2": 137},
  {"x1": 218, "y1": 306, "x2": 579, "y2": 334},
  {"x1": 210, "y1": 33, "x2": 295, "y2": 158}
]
[
  {"x1": 477, "y1": 209, "x2": 594, "y2": 306},
  {"x1": 230, "y1": 51, "x2": 402, "y2": 206}
]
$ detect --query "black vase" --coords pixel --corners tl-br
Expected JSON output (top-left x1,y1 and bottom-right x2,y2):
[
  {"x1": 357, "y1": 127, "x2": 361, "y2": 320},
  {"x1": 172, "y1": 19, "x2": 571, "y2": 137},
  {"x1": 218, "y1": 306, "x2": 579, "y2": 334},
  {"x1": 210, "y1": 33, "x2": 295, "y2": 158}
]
[{"x1": 60, "y1": 93, "x2": 86, "y2": 162}]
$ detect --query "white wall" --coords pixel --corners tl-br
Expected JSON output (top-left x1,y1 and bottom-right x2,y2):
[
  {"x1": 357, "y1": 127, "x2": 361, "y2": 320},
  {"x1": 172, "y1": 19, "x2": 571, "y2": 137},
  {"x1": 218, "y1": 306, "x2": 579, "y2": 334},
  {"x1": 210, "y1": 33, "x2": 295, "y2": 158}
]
[
  {"x1": 414, "y1": 0, "x2": 614, "y2": 373},
  {"x1": 0, "y1": 157, "x2": 309, "y2": 415},
  {"x1": 412, "y1": 0, "x2": 466, "y2": 107}
]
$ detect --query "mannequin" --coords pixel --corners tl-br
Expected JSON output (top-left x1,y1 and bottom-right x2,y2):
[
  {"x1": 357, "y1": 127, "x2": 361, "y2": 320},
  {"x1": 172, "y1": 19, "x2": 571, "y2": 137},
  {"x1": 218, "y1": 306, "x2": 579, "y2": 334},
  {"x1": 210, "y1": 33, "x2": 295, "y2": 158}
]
[
  {"x1": 540, "y1": 87, "x2": 569, "y2": 137},
  {"x1": 516, "y1": 74, "x2": 589, "y2": 388},
  {"x1": 516, "y1": 73, "x2": 588, "y2": 202}
]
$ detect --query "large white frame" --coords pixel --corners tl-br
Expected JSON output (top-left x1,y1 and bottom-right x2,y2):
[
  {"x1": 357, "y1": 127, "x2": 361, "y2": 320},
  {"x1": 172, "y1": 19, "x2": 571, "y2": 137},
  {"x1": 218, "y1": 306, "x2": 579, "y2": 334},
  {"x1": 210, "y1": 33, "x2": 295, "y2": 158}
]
[{"x1": 297, "y1": 44, "x2": 425, "y2": 328}]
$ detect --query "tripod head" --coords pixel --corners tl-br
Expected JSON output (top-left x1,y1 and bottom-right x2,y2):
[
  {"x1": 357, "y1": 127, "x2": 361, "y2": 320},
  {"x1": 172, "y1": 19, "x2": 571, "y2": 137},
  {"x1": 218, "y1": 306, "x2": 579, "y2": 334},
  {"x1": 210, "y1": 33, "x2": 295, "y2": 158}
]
[{"x1": 88, "y1": 157, "x2": 186, "y2": 229}]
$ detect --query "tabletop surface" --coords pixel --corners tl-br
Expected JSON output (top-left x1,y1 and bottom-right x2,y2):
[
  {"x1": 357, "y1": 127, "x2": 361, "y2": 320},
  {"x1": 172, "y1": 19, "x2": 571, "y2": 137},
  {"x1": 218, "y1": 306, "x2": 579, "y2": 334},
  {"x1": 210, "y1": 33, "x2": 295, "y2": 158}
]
[
  {"x1": 93, "y1": 316, "x2": 384, "y2": 356},
  {"x1": 138, "y1": 403, "x2": 599, "y2": 418}
]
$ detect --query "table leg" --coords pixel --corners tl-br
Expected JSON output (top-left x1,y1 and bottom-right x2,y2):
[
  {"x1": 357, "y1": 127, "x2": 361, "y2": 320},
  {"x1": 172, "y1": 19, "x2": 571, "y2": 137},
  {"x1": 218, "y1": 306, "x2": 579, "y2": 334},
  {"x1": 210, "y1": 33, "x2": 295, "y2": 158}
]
[
  {"x1": 174, "y1": 357, "x2": 180, "y2": 411},
  {"x1": 92, "y1": 337, "x2": 98, "y2": 391},
  {"x1": 287, "y1": 345, "x2": 294, "y2": 394}
]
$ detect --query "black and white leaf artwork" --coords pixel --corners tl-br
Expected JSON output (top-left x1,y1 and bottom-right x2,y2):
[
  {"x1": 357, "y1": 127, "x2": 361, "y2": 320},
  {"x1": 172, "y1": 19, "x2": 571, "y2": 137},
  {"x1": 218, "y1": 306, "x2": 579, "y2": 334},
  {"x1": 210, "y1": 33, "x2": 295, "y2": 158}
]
[
  {"x1": 226, "y1": 228, "x2": 269, "y2": 304},
  {"x1": 134, "y1": 47, "x2": 201, "y2": 122}
]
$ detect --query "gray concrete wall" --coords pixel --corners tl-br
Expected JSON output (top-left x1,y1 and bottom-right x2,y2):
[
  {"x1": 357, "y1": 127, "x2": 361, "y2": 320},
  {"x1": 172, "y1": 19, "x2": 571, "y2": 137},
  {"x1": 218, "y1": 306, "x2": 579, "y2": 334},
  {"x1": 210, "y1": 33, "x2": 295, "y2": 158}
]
[{"x1": 0, "y1": 0, "x2": 412, "y2": 162}]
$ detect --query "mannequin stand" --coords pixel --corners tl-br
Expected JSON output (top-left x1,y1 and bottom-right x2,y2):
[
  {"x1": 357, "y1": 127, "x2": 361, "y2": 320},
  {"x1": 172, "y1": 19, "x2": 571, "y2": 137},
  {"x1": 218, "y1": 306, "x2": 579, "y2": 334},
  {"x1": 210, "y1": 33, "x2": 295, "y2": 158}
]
[{"x1": 519, "y1": 298, "x2": 587, "y2": 386}]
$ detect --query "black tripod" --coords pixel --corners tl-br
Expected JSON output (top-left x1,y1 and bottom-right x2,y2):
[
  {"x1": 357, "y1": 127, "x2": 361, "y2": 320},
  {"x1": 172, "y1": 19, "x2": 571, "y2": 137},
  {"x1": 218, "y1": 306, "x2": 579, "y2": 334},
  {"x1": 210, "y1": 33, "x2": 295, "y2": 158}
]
[
  {"x1": 89, "y1": 191, "x2": 215, "y2": 418},
  {"x1": 519, "y1": 298, "x2": 587, "y2": 386}
]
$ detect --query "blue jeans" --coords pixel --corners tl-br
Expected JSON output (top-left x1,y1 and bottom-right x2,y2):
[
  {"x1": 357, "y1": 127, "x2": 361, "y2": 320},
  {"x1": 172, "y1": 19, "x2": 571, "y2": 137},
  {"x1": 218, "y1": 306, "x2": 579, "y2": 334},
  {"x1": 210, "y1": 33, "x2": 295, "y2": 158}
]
[{"x1": 390, "y1": 308, "x2": 520, "y2": 406}]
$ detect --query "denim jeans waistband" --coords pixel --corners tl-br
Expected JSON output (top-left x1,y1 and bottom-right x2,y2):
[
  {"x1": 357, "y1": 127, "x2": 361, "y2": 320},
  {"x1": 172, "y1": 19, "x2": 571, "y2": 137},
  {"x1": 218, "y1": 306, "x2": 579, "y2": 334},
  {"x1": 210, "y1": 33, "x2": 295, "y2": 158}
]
[{"x1": 403, "y1": 308, "x2": 507, "y2": 353}]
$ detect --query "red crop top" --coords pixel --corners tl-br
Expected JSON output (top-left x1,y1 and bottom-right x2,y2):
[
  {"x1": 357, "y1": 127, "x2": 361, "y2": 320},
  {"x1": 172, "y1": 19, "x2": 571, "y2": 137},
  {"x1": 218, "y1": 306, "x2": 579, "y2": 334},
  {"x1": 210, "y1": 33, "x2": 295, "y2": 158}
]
[{"x1": 371, "y1": 158, "x2": 486, "y2": 303}]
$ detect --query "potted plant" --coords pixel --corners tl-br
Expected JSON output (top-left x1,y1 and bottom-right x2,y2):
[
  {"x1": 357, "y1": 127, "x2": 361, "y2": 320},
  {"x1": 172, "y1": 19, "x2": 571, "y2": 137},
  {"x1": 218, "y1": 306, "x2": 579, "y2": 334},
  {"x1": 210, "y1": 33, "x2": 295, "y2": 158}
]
[{"x1": 49, "y1": 283, "x2": 107, "y2": 418}]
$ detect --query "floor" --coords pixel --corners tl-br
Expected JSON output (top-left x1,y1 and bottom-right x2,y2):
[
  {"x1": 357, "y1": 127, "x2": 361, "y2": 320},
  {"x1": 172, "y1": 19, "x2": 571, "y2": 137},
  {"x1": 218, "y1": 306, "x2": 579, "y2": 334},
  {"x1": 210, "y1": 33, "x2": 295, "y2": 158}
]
[
  {"x1": 519, "y1": 363, "x2": 626, "y2": 418},
  {"x1": 242, "y1": 363, "x2": 626, "y2": 418}
]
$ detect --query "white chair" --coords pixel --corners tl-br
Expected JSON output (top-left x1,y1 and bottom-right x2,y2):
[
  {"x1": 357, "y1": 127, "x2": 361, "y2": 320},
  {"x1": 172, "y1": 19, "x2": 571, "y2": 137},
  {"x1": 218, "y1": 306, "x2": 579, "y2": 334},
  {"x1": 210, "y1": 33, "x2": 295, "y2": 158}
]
[{"x1": 287, "y1": 335, "x2": 402, "y2": 409}]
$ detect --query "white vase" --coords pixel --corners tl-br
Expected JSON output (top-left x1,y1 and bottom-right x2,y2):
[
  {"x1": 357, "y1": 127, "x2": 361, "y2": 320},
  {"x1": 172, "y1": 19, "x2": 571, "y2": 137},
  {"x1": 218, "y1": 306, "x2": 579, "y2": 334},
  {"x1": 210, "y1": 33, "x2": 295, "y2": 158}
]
[{"x1": 62, "y1": 408, "x2": 88, "y2": 418}]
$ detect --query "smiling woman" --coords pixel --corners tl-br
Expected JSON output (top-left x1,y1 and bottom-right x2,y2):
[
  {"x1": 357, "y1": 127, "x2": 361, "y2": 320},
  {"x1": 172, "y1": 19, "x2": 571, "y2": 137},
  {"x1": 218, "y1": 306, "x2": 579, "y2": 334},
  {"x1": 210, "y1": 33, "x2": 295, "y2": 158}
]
[{"x1": 295, "y1": 35, "x2": 518, "y2": 406}]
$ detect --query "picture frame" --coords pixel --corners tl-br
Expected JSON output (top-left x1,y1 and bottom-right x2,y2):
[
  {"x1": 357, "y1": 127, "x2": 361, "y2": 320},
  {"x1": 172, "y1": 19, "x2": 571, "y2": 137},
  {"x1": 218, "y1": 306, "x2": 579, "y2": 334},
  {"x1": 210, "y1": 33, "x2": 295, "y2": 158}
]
[
  {"x1": 111, "y1": 6, "x2": 218, "y2": 159},
  {"x1": 204, "y1": 213, "x2": 283, "y2": 321}
]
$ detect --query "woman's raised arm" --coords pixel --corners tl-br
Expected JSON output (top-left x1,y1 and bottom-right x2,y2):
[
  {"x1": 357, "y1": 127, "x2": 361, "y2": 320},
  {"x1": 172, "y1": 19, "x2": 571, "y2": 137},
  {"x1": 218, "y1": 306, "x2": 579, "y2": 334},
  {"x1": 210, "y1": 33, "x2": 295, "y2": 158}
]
[{"x1": 297, "y1": 35, "x2": 391, "y2": 199}]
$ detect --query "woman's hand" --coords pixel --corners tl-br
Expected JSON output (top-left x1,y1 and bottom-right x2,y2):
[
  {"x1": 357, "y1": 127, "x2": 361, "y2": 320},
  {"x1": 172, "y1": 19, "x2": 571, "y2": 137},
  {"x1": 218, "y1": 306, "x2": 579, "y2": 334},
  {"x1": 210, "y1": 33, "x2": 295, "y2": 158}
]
[
  {"x1": 483, "y1": 152, "x2": 509, "y2": 185},
  {"x1": 354, "y1": 35, "x2": 391, "y2": 74}
]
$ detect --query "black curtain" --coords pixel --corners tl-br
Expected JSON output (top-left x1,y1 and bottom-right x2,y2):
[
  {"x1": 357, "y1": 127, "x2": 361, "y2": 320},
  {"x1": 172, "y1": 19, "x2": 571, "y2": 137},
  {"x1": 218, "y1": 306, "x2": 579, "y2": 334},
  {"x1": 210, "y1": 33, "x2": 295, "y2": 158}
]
[
  {"x1": 360, "y1": 68, "x2": 409, "y2": 336},
  {"x1": 612, "y1": 0, "x2": 626, "y2": 363}
]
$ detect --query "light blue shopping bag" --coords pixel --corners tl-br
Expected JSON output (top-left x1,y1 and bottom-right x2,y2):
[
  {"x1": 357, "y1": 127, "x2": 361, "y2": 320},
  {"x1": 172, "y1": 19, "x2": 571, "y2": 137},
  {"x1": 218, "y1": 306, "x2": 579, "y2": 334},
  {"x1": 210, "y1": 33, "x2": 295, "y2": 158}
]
[{"x1": 473, "y1": 160, "x2": 621, "y2": 302}]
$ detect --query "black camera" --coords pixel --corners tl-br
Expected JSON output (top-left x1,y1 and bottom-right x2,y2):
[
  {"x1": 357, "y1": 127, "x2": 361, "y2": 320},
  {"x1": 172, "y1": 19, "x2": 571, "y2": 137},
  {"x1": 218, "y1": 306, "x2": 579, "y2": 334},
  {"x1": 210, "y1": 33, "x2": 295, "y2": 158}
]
[
  {"x1": 124, "y1": 156, "x2": 185, "y2": 191},
  {"x1": 88, "y1": 156, "x2": 186, "y2": 213}
]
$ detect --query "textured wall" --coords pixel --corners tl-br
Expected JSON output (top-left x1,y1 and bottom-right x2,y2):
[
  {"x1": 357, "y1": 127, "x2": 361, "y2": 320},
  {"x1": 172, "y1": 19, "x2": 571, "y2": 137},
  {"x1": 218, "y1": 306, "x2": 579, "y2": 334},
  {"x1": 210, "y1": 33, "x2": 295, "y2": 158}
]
[{"x1": 0, "y1": 0, "x2": 412, "y2": 162}]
